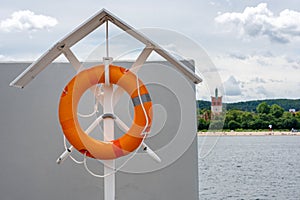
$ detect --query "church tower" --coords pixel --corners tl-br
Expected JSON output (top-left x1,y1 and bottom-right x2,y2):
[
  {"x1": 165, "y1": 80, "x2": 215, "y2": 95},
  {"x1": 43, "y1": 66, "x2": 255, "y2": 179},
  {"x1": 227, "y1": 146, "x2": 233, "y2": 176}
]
[{"x1": 211, "y1": 88, "x2": 222, "y2": 114}]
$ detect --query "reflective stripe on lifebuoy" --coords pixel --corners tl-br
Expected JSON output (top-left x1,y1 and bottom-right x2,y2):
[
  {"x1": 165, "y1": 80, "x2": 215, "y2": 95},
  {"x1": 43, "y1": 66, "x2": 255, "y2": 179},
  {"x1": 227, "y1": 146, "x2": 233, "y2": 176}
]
[{"x1": 58, "y1": 65, "x2": 152, "y2": 160}]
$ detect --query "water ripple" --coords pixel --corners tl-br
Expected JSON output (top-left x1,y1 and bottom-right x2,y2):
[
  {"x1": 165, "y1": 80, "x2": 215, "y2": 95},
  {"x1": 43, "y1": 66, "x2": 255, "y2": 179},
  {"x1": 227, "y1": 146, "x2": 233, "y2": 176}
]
[{"x1": 199, "y1": 136, "x2": 300, "y2": 200}]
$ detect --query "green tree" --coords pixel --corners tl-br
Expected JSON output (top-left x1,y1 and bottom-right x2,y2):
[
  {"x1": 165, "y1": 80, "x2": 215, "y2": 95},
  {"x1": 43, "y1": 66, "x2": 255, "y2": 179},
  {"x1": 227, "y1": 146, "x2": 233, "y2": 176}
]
[
  {"x1": 198, "y1": 118, "x2": 209, "y2": 130},
  {"x1": 295, "y1": 112, "x2": 300, "y2": 129},
  {"x1": 270, "y1": 104, "x2": 284, "y2": 118},
  {"x1": 228, "y1": 120, "x2": 241, "y2": 130},
  {"x1": 240, "y1": 112, "x2": 254, "y2": 129},
  {"x1": 224, "y1": 109, "x2": 242, "y2": 128},
  {"x1": 283, "y1": 118, "x2": 299, "y2": 130},
  {"x1": 294, "y1": 111, "x2": 300, "y2": 120},
  {"x1": 256, "y1": 102, "x2": 270, "y2": 114},
  {"x1": 209, "y1": 120, "x2": 224, "y2": 130},
  {"x1": 275, "y1": 117, "x2": 284, "y2": 129},
  {"x1": 249, "y1": 117, "x2": 269, "y2": 129}
]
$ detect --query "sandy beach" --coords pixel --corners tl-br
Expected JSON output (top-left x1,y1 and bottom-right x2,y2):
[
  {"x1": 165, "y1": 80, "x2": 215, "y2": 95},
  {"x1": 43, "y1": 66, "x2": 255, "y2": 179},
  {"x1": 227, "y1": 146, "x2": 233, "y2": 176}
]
[{"x1": 198, "y1": 131, "x2": 300, "y2": 136}]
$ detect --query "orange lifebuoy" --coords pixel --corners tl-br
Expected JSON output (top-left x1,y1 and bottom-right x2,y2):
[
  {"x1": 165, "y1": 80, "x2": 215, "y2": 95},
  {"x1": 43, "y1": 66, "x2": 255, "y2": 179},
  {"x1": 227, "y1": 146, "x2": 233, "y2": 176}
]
[{"x1": 59, "y1": 65, "x2": 152, "y2": 160}]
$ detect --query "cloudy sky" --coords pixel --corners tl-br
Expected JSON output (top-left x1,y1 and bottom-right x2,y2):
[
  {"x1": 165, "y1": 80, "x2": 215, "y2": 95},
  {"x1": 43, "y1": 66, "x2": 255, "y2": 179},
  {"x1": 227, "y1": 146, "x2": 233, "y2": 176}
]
[{"x1": 1, "y1": 0, "x2": 300, "y2": 102}]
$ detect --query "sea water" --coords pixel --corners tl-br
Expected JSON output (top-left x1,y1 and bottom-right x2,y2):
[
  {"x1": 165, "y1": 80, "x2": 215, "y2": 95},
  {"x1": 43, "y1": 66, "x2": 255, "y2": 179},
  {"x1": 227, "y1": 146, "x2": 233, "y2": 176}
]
[{"x1": 198, "y1": 136, "x2": 300, "y2": 200}]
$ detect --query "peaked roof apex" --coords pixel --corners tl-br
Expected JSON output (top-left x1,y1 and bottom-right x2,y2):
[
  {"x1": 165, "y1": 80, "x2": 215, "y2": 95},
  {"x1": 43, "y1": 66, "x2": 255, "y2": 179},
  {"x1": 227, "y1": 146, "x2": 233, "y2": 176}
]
[{"x1": 10, "y1": 9, "x2": 202, "y2": 88}]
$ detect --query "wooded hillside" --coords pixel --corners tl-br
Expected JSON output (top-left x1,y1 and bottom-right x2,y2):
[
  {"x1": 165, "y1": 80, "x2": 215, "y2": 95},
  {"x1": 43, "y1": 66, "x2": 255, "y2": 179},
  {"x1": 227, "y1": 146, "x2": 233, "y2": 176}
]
[
  {"x1": 197, "y1": 99, "x2": 300, "y2": 112},
  {"x1": 197, "y1": 99, "x2": 300, "y2": 131}
]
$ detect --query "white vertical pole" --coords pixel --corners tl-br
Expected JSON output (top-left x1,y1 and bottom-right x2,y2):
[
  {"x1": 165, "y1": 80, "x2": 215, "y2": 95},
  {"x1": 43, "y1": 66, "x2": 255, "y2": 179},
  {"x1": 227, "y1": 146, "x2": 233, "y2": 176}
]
[
  {"x1": 103, "y1": 58, "x2": 115, "y2": 200},
  {"x1": 106, "y1": 20, "x2": 109, "y2": 58},
  {"x1": 103, "y1": 19, "x2": 115, "y2": 200}
]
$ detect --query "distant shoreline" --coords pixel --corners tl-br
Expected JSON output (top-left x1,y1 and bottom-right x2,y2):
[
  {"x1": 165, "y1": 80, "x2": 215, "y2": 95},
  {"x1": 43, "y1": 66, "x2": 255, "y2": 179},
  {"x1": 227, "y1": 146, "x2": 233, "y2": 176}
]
[{"x1": 198, "y1": 131, "x2": 300, "y2": 136}]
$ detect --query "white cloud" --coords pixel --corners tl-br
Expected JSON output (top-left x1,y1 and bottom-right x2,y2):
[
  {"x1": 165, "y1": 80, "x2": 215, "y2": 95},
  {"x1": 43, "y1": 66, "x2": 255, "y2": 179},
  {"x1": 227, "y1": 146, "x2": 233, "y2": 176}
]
[
  {"x1": 211, "y1": 52, "x2": 300, "y2": 102},
  {"x1": 214, "y1": 3, "x2": 300, "y2": 43},
  {"x1": 0, "y1": 10, "x2": 58, "y2": 32},
  {"x1": 0, "y1": 54, "x2": 13, "y2": 61},
  {"x1": 250, "y1": 77, "x2": 266, "y2": 83},
  {"x1": 0, "y1": 53, "x2": 40, "y2": 61},
  {"x1": 229, "y1": 52, "x2": 249, "y2": 60},
  {"x1": 223, "y1": 75, "x2": 242, "y2": 96}
]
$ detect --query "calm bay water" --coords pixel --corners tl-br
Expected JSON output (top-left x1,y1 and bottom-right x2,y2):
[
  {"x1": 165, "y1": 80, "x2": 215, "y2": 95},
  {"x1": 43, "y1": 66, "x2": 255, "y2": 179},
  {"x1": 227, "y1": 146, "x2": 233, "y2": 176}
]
[{"x1": 198, "y1": 136, "x2": 300, "y2": 200}]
